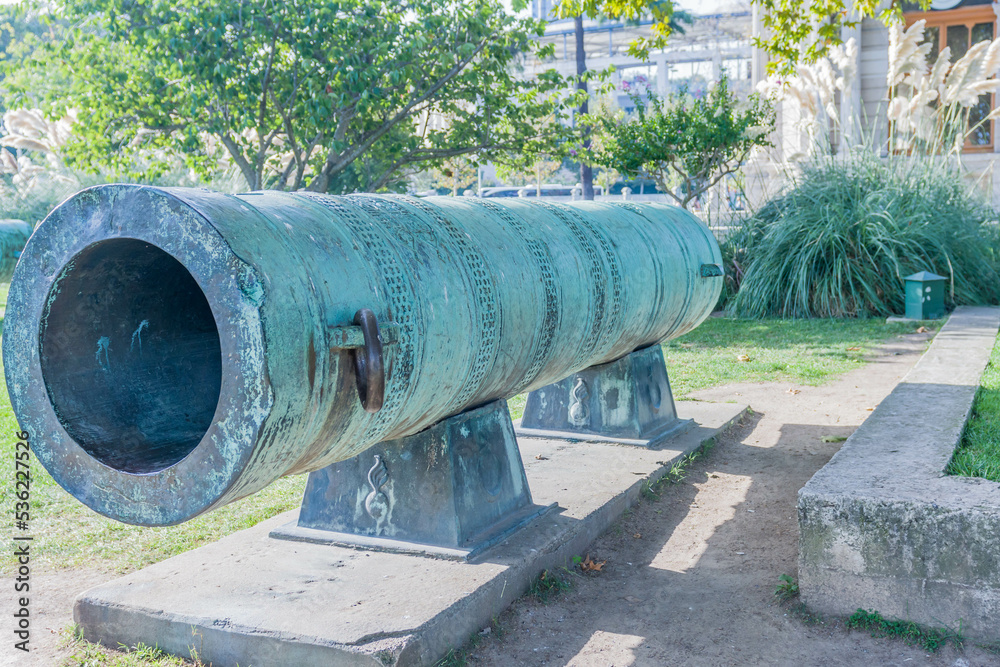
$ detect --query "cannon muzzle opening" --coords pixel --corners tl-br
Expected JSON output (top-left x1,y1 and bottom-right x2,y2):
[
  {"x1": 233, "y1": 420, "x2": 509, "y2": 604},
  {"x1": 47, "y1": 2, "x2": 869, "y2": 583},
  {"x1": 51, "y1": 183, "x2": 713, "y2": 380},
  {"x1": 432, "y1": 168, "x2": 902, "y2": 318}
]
[
  {"x1": 39, "y1": 238, "x2": 222, "y2": 474},
  {"x1": 5, "y1": 186, "x2": 272, "y2": 526}
]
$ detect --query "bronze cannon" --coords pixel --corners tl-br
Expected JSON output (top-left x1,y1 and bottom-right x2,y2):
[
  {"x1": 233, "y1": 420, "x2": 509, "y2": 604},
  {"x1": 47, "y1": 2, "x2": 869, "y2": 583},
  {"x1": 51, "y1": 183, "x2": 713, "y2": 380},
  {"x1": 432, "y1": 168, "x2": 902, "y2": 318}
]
[{"x1": 3, "y1": 185, "x2": 721, "y2": 548}]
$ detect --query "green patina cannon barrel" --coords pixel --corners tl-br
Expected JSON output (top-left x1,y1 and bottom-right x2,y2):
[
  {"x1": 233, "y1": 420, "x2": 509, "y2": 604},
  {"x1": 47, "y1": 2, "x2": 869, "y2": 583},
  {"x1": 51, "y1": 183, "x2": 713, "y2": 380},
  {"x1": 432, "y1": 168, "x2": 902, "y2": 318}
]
[
  {"x1": 0, "y1": 219, "x2": 31, "y2": 282},
  {"x1": 3, "y1": 185, "x2": 721, "y2": 526}
]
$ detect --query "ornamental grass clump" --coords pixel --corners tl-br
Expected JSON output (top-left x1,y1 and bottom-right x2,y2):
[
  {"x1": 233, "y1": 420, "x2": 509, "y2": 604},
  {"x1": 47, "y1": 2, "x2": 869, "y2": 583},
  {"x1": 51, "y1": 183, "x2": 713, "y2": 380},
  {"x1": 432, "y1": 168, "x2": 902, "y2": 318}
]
[
  {"x1": 726, "y1": 154, "x2": 1000, "y2": 318},
  {"x1": 885, "y1": 19, "x2": 1000, "y2": 156}
]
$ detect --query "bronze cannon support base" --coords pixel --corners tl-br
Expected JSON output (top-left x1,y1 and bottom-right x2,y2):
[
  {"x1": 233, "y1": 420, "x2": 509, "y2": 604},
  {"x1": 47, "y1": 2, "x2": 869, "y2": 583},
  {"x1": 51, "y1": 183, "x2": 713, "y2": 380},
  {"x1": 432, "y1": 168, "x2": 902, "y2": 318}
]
[
  {"x1": 516, "y1": 344, "x2": 692, "y2": 448},
  {"x1": 270, "y1": 399, "x2": 554, "y2": 560}
]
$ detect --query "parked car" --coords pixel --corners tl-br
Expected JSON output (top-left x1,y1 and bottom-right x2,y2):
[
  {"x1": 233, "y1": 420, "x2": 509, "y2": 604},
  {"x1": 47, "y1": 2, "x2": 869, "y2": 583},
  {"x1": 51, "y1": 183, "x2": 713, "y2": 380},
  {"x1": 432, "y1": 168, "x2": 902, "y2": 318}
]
[
  {"x1": 481, "y1": 184, "x2": 604, "y2": 197},
  {"x1": 607, "y1": 179, "x2": 658, "y2": 195}
]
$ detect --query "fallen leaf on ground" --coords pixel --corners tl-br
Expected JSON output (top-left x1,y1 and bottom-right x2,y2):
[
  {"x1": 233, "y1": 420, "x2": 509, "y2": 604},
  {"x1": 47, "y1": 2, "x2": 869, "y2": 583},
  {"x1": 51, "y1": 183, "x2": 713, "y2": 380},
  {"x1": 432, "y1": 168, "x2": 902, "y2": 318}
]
[
  {"x1": 579, "y1": 555, "x2": 606, "y2": 573},
  {"x1": 865, "y1": 407, "x2": 875, "y2": 411},
  {"x1": 624, "y1": 595, "x2": 643, "y2": 603},
  {"x1": 916, "y1": 326, "x2": 929, "y2": 333},
  {"x1": 846, "y1": 346, "x2": 861, "y2": 351},
  {"x1": 786, "y1": 388, "x2": 801, "y2": 394},
  {"x1": 737, "y1": 354, "x2": 751, "y2": 362},
  {"x1": 534, "y1": 454, "x2": 548, "y2": 460},
  {"x1": 633, "y1": 532, "x2": 642, "y2": 539}
]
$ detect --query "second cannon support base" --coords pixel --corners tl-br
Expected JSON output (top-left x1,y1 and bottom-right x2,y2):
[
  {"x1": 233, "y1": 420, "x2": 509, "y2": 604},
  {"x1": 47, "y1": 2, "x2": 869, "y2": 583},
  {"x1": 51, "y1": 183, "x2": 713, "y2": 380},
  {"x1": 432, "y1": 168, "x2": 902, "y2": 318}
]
[{"x1": 515, "y1": 343, "x2": 692, "y2": 448}]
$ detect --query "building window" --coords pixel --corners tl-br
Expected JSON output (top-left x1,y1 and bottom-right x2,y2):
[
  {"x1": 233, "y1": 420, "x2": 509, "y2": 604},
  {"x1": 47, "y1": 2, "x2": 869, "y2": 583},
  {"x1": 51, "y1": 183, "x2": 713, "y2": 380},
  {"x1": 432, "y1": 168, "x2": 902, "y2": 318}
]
[{"x1": 906, "y1": 5, "x2": 996, "y2": 151}]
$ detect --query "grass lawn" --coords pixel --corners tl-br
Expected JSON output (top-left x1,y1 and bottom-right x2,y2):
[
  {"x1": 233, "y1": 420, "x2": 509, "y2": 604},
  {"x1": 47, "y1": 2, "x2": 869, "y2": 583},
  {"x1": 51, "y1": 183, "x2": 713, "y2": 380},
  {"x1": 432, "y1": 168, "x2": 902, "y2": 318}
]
[
  {"x1": 508, "y1": 317, "x2": 932, "y2": 420},
  {"x1": 948, "y1": 330, "x2": 1000, "y2": 481},
  {"x1": 1, "y1": 314, "x2": 934, "y2": 577},
  {"x1": 659, "y1": 317, "x2": 932, "y2": 397},
  {"x1": 59, "y1": 630, "x2": 194, "y2": 667}
]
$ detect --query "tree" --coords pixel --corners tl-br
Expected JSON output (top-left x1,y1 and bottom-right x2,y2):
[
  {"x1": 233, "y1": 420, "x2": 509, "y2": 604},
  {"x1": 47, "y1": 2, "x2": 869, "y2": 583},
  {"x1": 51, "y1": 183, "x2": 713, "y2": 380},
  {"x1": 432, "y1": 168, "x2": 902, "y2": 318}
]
[
  {"x1": 495, "y1": 151, "x2": 565, "y2": 194},
  {"x1": 594, "y1": 74, "x2": 775, "y2": 209},
  {"x1": 4, "y1": 0, "x2": 578, "y2": 192},
  {"x1": 573, "y1": 15, "x2": 596, "y2": 200},
  {"x1": 428, "y1": 155, "x2": 480, "y2": 196},
  {"x1": 555, "y1": 2, "x2": 692, "y2": 200},
  {"x1": 0, "y1": 5, "x2": 76, "y2": 119},
  {"x1": 555, "y1": 1, "x2": 937, "y2": 76},
  {"x1": 556, "y1": 0, "x2": 690, "y2": 60},
  {"x1": 753, "y1": 0, "x2": 933, "y2": 75}
]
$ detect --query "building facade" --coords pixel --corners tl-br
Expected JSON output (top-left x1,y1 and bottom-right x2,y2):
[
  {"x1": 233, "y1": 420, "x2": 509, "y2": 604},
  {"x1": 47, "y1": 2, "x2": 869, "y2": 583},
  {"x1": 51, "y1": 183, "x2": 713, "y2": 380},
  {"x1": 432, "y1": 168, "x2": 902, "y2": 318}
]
[
  {"x1": 755, "y1": 0, "x2": 1000, "y2": 207},
  {"x1": 524, "y1": 2, "x2": 753, "y2": 111}
]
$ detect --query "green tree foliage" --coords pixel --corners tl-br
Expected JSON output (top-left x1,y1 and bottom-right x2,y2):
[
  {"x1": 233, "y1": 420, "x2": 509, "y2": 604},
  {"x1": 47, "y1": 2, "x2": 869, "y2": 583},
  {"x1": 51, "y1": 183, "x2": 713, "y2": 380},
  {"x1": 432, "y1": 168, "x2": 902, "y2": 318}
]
[
  {"x1": 556, "y1": 1, "x2": 936, "y2": 75},
  {"x1": 556, "y1": 0, "x2": 690, "y2": 59},
  {"x1": 726, "y1": 153, "x2": 1000, "y2": 318},
  {"x1": 553, "y1": 1, "x2": 692, "y2": 200},
  {"x1": 556, "y1": 0, "x2": 936, "y2": 74},
  {"x1": 594, "y1": 74, "x2": 774, "y2": 209},
  {"x1": 0, "y1": 5, "x2": 73, "y2": 115},
  {"x1": 428, "y1": 155, "x2": 479, "y2": 196},
  {"x1": 754, "y1": 0, "x2": 932, "y2": 74},
  {"x1": 495, "y1": 152, "x2": 565, "y2": 192},
  {"x1": 3, "y1": 0, "x2": 580, "y2": 192},
  {"x1": 0, "y1": 7, "x2": 46, "y2": 88}
]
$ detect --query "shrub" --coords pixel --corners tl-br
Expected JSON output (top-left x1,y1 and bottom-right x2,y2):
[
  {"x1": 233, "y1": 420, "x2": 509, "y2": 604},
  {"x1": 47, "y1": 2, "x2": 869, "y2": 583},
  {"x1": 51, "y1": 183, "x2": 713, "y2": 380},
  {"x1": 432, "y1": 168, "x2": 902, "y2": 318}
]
[
  {"x1": 594, "y1": 73, "x2": 775, "y2": 210},
  {"x1": 726, "y1": 153, "x2": 1000, "y2": 318}
]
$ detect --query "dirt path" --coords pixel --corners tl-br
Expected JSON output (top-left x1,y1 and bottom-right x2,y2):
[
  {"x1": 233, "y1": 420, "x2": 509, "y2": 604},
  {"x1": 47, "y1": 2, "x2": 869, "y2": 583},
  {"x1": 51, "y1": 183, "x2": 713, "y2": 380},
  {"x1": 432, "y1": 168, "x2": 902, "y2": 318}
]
[{"x1": 467, "y1": 330, "x2": 999, "y2": 667}]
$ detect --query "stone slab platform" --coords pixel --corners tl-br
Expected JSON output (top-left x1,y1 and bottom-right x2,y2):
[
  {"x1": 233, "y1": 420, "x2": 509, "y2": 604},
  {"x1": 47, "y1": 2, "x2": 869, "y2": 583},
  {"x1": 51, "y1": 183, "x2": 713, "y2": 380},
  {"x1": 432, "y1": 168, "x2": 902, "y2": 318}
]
[
  {"x1": 75, "y1": 401, "x2": 747, "y2": 667},
  {"x1": 799, "y1": 306, "x2": 1000, "y2": 640}
]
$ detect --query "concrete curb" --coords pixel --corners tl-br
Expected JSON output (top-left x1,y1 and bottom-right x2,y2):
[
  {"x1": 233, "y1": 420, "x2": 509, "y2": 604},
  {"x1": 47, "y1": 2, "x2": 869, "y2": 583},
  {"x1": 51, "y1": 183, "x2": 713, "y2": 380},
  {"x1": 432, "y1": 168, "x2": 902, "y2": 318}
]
[{"x1": 798, "y1": 306, "x2": 1000, "y2": 640}]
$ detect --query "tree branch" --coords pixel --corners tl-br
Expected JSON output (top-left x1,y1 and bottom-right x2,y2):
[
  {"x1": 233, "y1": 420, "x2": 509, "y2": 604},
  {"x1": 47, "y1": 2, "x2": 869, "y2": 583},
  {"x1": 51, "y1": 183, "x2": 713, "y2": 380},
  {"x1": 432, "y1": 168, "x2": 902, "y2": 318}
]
[
  {"x1": 311, "y1": 35, "x2": 494, "y2": 191},
  {"x1": 219, "y1": 133, "x2": 257, "y2": 190}
]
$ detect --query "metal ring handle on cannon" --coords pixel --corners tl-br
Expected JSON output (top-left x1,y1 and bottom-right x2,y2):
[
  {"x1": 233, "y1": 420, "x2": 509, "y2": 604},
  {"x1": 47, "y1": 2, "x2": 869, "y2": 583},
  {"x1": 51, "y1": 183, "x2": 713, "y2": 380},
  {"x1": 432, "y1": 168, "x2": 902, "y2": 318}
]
[{"x1": 352, "y1": 308, "x2": 384, "y2": 414}]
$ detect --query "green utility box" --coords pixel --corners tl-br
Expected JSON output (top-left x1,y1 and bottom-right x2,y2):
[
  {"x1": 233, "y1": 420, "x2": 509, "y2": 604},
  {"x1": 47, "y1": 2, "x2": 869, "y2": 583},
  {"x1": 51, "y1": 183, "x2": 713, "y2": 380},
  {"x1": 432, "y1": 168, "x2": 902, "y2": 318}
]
[{"x1": 904, "y1": 271, "x2": 946, "y2": 320}]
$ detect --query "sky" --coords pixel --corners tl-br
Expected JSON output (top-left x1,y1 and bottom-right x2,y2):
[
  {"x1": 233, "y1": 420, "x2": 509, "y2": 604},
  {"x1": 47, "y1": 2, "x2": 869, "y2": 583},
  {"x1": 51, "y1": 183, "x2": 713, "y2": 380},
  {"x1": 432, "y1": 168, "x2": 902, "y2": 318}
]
[{"x1": 675, "y1": 0, "x2": 745, "y2": 13}]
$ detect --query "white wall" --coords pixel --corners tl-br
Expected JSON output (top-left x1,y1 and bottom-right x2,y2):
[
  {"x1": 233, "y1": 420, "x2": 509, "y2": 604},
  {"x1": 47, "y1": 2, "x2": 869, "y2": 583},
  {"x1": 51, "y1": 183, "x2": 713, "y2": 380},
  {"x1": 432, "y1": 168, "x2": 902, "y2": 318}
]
[{"x1": 859, "y1": 17, "x2": 890, "y2": 151}]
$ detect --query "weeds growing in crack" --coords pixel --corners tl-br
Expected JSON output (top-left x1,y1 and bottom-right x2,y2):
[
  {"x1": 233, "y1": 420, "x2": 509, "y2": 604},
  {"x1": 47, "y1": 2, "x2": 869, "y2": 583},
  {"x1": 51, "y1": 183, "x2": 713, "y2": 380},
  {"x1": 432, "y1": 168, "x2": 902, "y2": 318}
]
[
  {"x1": 434, "y1": 615, "x2": 507, "y2": 667},
  {"x1": 643, "y1": 439, "x2": 718, "y2": 501},
  {"x1": 527, "y1": 568, "x2": 573, "y2": 603},
  {"x1": 774, "y1": 574, "x2": 799, "y2": 602},
  {"x1": 846, "y1": 608, "x2": 964, "y2": 652}
]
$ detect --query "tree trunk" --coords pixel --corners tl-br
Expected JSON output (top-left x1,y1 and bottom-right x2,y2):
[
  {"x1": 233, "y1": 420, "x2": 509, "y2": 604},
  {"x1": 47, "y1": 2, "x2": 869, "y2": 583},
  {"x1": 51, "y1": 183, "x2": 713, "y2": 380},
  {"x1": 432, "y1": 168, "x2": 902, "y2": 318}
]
[
  {"x1": 306, "y1": 170, "x2": 330, "y2": 193},
  {"x1": 575, "y1": 15, "x2": 594, "y2": 201}
]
